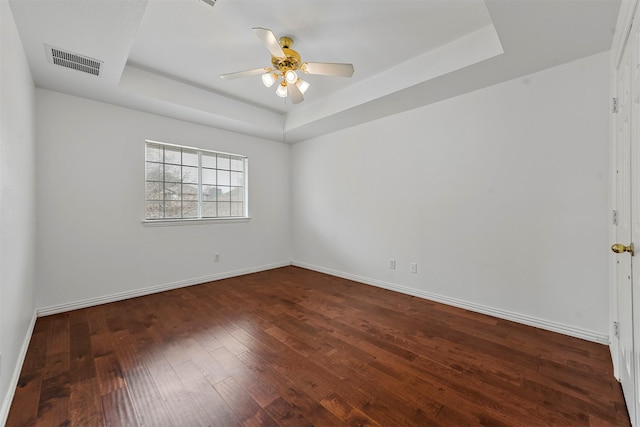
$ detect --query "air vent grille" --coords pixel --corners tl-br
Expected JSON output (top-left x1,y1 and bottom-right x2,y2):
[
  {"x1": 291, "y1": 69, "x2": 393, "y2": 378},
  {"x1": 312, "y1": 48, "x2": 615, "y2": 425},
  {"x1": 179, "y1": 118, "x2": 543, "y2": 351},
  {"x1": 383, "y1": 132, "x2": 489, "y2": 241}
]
[{"x1": 45, "y1": 45, "x2": 102, "y2": 76}]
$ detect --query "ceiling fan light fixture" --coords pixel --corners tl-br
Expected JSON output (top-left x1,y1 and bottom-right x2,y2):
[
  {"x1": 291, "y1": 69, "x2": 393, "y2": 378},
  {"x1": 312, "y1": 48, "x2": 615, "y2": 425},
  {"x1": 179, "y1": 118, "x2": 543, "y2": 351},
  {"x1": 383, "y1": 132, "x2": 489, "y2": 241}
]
[
  {"x1": 284, "y1": 70, "x2": 298, "y2": 85},
  {"x1": 220, "y1": 28, "x2": 354, "y2": 105},
  {"x1": 296, "y1": 78, "x2": 310, "y2": 94},
  {"x1": 262, "y1": 72, "x2": 277, "y2": 88},
  {"x1": 276, "y1": 82, "x2": 288, "y2": 98}
]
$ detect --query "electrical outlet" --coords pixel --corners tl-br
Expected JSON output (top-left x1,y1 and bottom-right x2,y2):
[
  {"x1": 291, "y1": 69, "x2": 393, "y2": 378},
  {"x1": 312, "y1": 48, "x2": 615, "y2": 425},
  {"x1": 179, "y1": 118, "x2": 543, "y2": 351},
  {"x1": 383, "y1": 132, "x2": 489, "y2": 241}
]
[
  {"x1": 214, "y1": 254, "x2": 221, "y2": 262},
  {"x1": 410, "y1": 263, "x2": 418, "y2": 274},
  {"x1": 389, "y1": 259, "x2": 396, "y2": 269}
]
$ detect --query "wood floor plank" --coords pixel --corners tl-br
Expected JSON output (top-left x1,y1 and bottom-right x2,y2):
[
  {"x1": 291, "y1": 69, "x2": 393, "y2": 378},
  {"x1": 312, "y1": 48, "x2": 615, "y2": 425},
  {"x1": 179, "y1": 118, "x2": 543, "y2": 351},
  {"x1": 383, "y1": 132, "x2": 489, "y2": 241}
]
[
  {"x1": 6, "y1": 266, "x2": 630, "y2": 426},
  {"x1": 5, "y1": 372, "x2": 42, "y2": 427},
  {"x1": 5, "y1": 327, "x2": 47, "y2": 427},
  {"x1": 36, "y1": 372, "x2": 70, "y2": 427},
  {"x1": 69, "y1": 320, "x2": 97, "y2": 383},
  {"x1": 235, "y1": 350, "x2": 343, "y2": 426},
  {"x1": 209, "y1": 347, "x2": 280, "y2": 409},
  {"x1": 94, "y1": 354, "x2": 126, "y2": 396},
  {"x1": 43, "y1": 316, "x2": 70, "y2": 381},
  {"x1": 180, "y1": 336, "x2": 230, "y2": 384},
  {"x1": 69, "y1": 378, "x2": 105, "y2": 427},
  {"x1": 214, "y1": 375, "x2": 280, "y2": 427},
  {"x1": 120, "y1": 363, "x2": 174, "y2": 427},
  {"x1": 101, "y1": 386, "x2": 139, "y2": 427},
  {"x1": 319, "y1": 392, "x2": 382, "y2": 426},
  {"x1": 308, "y1": 343, "x2": 451, "y2": 426},
  {"x1": 172, "y1": 359, "x2": 239, "y2": 426},
  {"x1": 143, "y1": 348, "x2": 207, "y2": 426},
  {"x1": 263, "y1": 396, "x2": 315, "y2": 427}
]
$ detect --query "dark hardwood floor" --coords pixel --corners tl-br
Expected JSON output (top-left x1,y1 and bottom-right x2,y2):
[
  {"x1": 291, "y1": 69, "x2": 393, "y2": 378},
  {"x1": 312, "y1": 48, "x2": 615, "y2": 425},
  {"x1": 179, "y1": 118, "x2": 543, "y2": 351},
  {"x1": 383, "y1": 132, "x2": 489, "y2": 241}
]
[{"x1": 6, "y1": 266, "x2": 629, "y2": 426}]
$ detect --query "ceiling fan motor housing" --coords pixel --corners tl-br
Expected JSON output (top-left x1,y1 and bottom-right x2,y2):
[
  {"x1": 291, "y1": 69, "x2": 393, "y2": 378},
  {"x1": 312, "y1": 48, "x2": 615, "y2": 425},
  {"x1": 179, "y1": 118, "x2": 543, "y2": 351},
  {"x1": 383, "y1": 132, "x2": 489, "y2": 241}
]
[{"x1": 272, "y1": 37, "x2": 300, "y2": 73}]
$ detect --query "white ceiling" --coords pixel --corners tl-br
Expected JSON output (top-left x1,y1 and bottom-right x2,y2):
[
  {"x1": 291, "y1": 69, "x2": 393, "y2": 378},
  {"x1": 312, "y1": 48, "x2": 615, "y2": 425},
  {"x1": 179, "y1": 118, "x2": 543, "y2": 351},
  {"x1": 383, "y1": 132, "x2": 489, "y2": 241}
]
[{"x1": 9, "y1": 0, "x2": 621, "y2": 143}]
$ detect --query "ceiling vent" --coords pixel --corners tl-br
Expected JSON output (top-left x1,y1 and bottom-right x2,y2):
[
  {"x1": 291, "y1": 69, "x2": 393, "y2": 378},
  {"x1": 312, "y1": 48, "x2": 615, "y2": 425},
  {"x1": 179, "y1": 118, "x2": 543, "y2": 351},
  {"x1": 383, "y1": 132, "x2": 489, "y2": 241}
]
[{"x1": 45, "y1": 44, "x2": 102, "y2": 76}]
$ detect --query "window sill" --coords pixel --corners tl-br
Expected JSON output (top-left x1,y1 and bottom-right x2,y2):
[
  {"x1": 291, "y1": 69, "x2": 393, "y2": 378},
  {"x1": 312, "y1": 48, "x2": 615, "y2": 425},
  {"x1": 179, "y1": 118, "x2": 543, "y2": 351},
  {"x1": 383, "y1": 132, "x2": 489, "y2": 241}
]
[{"x1": 142, "y1": 217, "x2": 251, "y2": 227}]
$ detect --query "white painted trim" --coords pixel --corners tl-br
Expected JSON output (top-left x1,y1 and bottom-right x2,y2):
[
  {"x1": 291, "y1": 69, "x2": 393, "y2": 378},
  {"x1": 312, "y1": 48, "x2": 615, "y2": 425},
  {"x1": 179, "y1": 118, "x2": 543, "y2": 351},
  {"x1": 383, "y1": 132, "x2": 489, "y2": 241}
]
[
  {"x1": 141, "y1": 217, "x2": 251, "y2": 227},
  {"x1": 612, "y1": 0, "x2": 639, "y2": 70},
  {"x1": 293, "y1": 261, "x2": 610, "y2": 345},
  {"x1": 37, "y1": 261, "x2": 291, "y2": 317},
  {"x1": 0, "y1": 310, "x2": 38, "y2": 427}
]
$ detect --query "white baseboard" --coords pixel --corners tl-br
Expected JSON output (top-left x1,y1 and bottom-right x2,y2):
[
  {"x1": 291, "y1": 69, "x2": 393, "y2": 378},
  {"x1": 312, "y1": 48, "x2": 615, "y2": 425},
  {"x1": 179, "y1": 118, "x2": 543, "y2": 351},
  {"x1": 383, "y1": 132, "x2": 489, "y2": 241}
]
[
  {"x1": 292, "y1": 261, "x2": 610, "y2": 345},
  {"x1": 33, "y1": 257, "x2": 609, "y2": 345},
  {"x1": 37, "y1": 261, "x2": 292, "y2": 317},
  {"x1": 0, "y1": 309, "x2": 37, "y2": 427}
]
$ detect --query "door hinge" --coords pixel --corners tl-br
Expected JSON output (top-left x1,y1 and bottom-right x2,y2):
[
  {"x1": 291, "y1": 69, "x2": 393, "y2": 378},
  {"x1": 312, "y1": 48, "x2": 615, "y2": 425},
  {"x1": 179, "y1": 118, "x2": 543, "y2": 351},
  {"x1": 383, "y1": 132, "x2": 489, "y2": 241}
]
[
  {"x1": 614, "y1": 321, "x2": 620, "y2": 337},
  {"x1": 613, "y1": 97, "x2": 619, "y2": 114},
  {"x1": 613, "y1": 209, "x2": 619, "y2": 225}
]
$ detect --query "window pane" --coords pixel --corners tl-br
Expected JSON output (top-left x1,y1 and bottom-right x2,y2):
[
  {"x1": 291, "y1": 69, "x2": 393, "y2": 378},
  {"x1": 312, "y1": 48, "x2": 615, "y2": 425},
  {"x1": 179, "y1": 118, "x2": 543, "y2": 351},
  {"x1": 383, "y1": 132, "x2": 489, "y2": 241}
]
[
  {"x1": 164, "y1": 183, "x2": 181, "y2": 200},
  {"x1": 164, "y1": 164, "x2": 181, "y2": 183},
  {"x1": 218, "y1": 201, "x2": 231, "y2": 217},
  {"x1": 202, "y1": 168, "x2": 216, "y2": 185},
  {"x1": 165, "y1": 201, "x2": 182, "y2": 218},
  {"x1": 230, "y1": 187, "x2": 244, "y2": 202},
  {"x1": 217, "y1": 155, "x2": 230, "y2": 170},
  {"x1": 183, "y1": 202, "x2": 198, "y2": 218},
  {"x1": 146, "y1": 162, "x2": 163, "y2": 181},
  {"x1": 218, "y1": 187, "x2": 230, "y2": 202},
  {"x1": 202, "y1": 185, "x2": 217, "y2": 201},
  {"x1": 145, "y1": 182, "x2": 164, "y2": 200},
  {"x1": 230, "y1": 202, "x2": 243, "y2": 217},
  {"x1": 217, "y1": 170, "x2": 230, "y2": 186},
  {"x1": 145, "y1": 201, "x2": 164, "y2": 218},
  {"x1": 230, "y1": 157, "x2": 244, "y2": 171},
  {"x1": 230, "y1": 171, "x2": 244, "y2": 186},
  {"x1": 146, "y1": 144, "x2": 163, "y2": 162},
  {"x1": 183, "y1": 184, "x2": 198, "y2": 201},
  {"x1": 183, "y1": 150, "x2": 198, "y2": 167},
  {"x1": 182, "y1": 166, "x2": 198, "y2": 184},
  {"x1": 202, "y1": 153, "x2": 216, "y2": 168},
  {"x1": 165, "y1": 147, "x2": 182, "y2": 164},
  {"x1": 202, "y1": 202, "x2": 217, "y2": 217}
]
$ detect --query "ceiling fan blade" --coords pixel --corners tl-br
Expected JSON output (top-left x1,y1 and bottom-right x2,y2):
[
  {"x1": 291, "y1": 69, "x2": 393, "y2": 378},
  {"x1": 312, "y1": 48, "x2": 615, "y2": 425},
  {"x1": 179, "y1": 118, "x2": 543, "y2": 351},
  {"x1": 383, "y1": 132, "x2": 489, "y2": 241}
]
[
  {"x1": 220, "y1": 67, "x2": 271, "y2": 80},
  {"x1": 253, "y1": 27, "x2": 285, "y2": 58},
  {"x1": 287, "y1": 83, "x2": 304, "y2": 104},
  {"x1": 301, "y1": 62, "x2": 354, "y2": 77}
]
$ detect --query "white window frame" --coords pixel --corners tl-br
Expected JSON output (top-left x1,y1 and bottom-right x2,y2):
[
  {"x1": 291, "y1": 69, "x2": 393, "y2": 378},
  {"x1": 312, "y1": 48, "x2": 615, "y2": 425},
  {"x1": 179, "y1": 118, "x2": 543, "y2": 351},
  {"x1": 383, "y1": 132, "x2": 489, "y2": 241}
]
[{"x1": 143, "y1": 140, "x2": 249, "y2": 225}]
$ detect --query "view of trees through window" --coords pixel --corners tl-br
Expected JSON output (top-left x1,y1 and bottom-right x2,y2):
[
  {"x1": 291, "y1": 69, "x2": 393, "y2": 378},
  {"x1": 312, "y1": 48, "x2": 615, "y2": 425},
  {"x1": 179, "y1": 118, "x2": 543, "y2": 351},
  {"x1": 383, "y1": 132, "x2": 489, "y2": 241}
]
[{"x1": 145, "y1": 141, "x2": 247, "y2": 220}]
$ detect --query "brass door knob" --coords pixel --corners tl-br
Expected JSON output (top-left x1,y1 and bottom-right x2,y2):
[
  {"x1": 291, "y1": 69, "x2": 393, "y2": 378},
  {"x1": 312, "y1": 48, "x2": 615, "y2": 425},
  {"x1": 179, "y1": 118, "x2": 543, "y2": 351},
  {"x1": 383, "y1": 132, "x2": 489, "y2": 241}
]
[{"x1": 612, "y1": 243, "x2": 635, "y2": 256}]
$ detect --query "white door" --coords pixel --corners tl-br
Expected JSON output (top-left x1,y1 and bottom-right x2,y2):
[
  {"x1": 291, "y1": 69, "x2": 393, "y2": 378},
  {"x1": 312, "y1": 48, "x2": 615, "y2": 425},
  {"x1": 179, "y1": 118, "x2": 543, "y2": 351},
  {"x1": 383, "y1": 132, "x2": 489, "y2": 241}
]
[
  {"x1": 630, "y1": 16, "x2": 640, "y2": 425},
  {"x1": 615, "y1": 19, "x2": 637, "y2": 425}
]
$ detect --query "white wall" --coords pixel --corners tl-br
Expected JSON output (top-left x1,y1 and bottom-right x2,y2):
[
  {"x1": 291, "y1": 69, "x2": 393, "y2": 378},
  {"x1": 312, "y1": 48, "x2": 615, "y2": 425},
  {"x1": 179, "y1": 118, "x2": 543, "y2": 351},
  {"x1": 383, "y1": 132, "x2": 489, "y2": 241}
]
[
  {"x1": 0, "y1": 1, "x2": 37, "y2": 423},
  {"x1": 292, "y1": 51, "x2": 610, "y2": 341},
  {"x1": 36, "y1": 90, "x2": 291, "y2": 311}
]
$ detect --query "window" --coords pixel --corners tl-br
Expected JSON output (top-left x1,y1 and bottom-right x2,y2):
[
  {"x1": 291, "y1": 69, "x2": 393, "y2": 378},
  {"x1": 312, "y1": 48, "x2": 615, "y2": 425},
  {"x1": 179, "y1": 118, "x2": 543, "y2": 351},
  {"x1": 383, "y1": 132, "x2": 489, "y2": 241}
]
[{"x1": 145, "y1": 141, "x2": 248, "y2": 221}]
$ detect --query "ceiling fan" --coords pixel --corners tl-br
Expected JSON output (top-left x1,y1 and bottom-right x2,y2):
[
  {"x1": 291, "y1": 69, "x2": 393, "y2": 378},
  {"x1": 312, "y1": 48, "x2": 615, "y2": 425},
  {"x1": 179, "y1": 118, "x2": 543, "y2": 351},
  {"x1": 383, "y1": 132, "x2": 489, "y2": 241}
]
[{"x1": 220, "y1": 28, "x2": 354, "y2": 104}]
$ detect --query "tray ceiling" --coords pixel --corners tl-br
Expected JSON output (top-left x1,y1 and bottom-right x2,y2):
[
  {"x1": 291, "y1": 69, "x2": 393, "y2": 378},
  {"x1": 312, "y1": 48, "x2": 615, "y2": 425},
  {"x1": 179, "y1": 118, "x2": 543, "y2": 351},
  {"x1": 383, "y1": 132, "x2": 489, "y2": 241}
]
[{"x1": 9, "y1": 0, "x2": 621, "y2": 143}]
